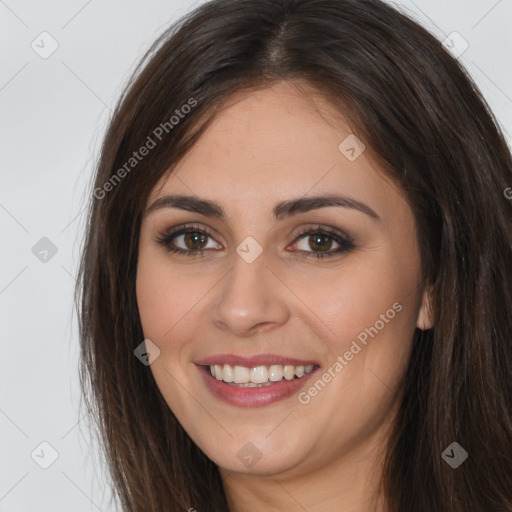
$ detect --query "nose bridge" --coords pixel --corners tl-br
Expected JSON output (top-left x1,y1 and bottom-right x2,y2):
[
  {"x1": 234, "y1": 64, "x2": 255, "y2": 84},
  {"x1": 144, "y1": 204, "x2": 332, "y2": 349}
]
[{"x1": 210, "y1": 248, "x2": 290, "y2": 336}]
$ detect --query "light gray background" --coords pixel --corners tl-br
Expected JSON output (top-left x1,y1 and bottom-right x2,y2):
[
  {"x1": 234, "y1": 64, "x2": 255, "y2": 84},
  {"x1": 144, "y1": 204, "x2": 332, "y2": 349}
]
[{"x1": 1, "y1": 1, "x2": 511, "y2": 510}]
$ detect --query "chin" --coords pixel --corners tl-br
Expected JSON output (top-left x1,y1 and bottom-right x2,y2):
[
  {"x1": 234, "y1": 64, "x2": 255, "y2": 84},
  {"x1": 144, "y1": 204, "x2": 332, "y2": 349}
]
[{"x1": 198, "y1": 427, "x2": 312, "y2": 476}]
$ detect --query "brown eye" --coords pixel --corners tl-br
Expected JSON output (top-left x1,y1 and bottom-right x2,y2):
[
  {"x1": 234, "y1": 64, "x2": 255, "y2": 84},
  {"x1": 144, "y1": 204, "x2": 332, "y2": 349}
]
[
  {"x1": 155, "y1": 225, "x2": 222, "y2": 255},
  {"x1": 307, "y1": 234, "x2": 334, "y2": 252},
  {"x1": 291, "y1": 226, "x2": 356, "y2": 260},
  {"x1": 183, "y1": 232, "x2": 208, "y2": 250}
]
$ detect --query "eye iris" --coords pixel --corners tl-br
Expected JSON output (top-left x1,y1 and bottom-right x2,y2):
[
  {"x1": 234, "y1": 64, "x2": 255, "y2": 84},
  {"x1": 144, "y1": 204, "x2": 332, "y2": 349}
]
[
  {"x1": 309, "y1": 234, "x2": 332, "y2": 252},
  {"x1": 184, "y1": 232, "x2": 207, "y2": 249}
]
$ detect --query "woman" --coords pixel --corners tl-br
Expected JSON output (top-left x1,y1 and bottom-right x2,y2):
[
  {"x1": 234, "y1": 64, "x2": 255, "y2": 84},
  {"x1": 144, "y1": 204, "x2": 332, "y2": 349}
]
[{"x1": 77, "y1": 0, "x2": 512, "y2": 510}]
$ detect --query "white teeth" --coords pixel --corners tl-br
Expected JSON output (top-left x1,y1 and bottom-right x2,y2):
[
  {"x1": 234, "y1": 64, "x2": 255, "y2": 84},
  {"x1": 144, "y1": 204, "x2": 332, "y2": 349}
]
[
  {"x1": 250, "y1": 366, "x2": 269, "y2": 383},
  {"x1": 268, "y1": 365, "x2": 284, "y2": 381},
  {"x1": 283, "y1": 365, "x2": 295, "y2": 380},
  {"x1": 223, "y1": 364, "x2": 234, "y2": 383},
  {"x1": 233, "y1": 365, "x2": 250, "y2": 383},
  {"x1": 208, "y1": 363, "x2": 315, "y2": 385},
  {"x1": 233, "y1": 381, "x2": 275, "y2": 388}
]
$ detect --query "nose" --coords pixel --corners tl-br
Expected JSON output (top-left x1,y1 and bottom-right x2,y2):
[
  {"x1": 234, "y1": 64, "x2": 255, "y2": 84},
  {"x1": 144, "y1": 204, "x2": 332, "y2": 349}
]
[{"x1": 209, "y1": 253, "x2": 291, "y2": 337}]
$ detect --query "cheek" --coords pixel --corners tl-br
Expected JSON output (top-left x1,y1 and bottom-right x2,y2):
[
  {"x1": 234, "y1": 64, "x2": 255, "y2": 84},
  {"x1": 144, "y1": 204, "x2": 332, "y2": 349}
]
[
  {"x1": 287, "y1": 249, "x2": 421, "y2": 399},
  {"x1": 288, "y1": 259, "x2": 419, "y2": 444},
  {"x1": 294, "y1": 258, "x2": 416, "y2": 342},
  {"x1": 136, "y1": 254, "x2": 205, "y2": 342},
  {"x1": 136, "y1": 267, "x2": 170, "y2": 340}
]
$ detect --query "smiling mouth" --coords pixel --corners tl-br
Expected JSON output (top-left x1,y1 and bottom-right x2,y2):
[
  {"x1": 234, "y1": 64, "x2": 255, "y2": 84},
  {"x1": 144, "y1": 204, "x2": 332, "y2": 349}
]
[{"x1": 206, "y1": 363, "x2": 317, "y2": 387}]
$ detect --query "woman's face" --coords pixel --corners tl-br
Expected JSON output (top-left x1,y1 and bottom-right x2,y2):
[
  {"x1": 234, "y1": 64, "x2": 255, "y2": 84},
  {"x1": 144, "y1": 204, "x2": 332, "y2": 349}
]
[{"x1": 136, "y1": 81, "x2": 432, "y2": 478}]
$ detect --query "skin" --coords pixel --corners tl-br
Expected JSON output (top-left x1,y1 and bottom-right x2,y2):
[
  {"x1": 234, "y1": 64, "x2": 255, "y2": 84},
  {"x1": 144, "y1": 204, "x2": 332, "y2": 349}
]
[{"x1": 136, "y1": 80, "x2": 433, "y2": 512}]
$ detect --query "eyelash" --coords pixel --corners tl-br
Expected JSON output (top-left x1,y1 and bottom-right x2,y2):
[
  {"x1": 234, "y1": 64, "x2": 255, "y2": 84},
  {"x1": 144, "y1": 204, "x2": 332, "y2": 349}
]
[{"x1": 154, "y1": 223, "x2": 356, "y2": 260}]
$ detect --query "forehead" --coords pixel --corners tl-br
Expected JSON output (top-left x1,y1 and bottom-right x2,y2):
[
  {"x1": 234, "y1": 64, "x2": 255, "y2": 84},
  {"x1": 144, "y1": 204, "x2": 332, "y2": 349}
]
[{"x1": 148, "y1": 81, "x2": 401, "y2": 216}]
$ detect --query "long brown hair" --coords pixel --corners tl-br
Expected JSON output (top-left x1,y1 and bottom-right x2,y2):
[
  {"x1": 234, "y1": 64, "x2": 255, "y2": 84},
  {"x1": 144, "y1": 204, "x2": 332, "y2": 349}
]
[{"x1": 77, "y1": 0, "x2": 512, "y2": 510}]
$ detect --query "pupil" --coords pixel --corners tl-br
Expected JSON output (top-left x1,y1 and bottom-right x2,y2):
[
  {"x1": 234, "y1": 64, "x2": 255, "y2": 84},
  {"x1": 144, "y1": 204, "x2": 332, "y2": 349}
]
[
  {"x1": 185, "y1": 232, "x2": 207, "y2": 249},
  {"x1": 310, "y1": 234, "x2": 331, "y2": 252}
]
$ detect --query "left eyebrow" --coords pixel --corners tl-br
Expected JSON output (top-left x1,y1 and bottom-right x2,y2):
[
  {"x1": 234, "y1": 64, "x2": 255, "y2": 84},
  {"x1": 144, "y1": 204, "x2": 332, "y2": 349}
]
[{"x1": 145, "y1": 193, "x2": 381, "y2": 222}]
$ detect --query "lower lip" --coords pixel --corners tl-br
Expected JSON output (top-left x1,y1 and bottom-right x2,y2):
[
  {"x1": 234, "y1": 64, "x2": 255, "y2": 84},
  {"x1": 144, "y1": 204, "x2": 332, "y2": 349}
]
[{"x1": 197, "y1": 365, "x2": 319, "y2": 407}]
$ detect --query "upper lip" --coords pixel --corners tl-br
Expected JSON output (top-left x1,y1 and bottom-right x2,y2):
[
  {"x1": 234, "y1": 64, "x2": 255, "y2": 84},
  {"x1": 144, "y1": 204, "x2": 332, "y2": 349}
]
[{"x1": 195, "y1": 353, "x2": 319, "y2": 367}]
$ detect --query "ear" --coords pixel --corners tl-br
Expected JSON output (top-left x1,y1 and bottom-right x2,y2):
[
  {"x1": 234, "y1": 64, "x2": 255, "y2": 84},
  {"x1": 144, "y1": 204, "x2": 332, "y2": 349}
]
[{"x1": 416, "y1": 284, "x2": 434, "y2": 330}]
